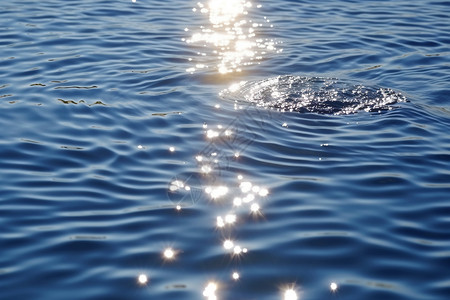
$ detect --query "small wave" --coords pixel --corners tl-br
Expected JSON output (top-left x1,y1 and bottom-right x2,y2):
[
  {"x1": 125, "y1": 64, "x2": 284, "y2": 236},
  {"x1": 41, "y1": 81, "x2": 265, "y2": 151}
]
[{"x1": 220, "y1": 75, "x2": 408, "y2": 115}]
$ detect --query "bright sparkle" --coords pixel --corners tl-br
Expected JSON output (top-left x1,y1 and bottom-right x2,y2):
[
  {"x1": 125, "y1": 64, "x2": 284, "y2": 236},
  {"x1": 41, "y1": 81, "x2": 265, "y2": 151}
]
[
  {"x1": 186, "y1": 0, "x2": 280, "y2": 74},
  {"x1": 138, "y1": 274, "x2": 148, "y2": 285},
  {"x1": 330, "y1": 282, "x2": 338, "y2": 292},
  {"x1": 233, "y1": 197, "x2": 242, "y2": 206},
  {"x1": 250, "y1": 203, "x2": 260, "y2": 213},
  {"x1": 206, "y1": 186, "x2": 229, "y2": 199},
  {"x1": 203, "y1": 282, "x2": 218, "y2": 299},
  {"x1": 207, "y1": 129, "x2": 219, "y2": 139},
  {"x1": 223, "y1": 239, "x2": 234, "y2": 250},
  {"x1": 169, "y1": 146, "x2": 175, "y2": 152},
  {"x1": 243, "y1": 193, "x2": 255, "y2": 203},
  {"x1": 284, "y1": 289, "x2": 298, "y2": 300},
  {"x1": 232, "y1": 272, "x2": 240, "y2": 280},
  {"x1": 170, "y1": 180, "x2": 184, "y2": 191},
  {"x1": 164, "y1": 248, "x2": 175, "y2": 259},
  {"x1": 225, "y1": 214, "x2": 236, "y2": 224},
  {"x1": 201, "y1": 165, "x2": 212, "y2": 174},
  {"x1": 240, "y1": 181, "x2": 252, "y2": 193},
  {"x1": 259, "y1": 188, "x2": 269, "y2": 197},
  {"x1": 216, "y1": 216, "x2": 225, "y2": 227}
]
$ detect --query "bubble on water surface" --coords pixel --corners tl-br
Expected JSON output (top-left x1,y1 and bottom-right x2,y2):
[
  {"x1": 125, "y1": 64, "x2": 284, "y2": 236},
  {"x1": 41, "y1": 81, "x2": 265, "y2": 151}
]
[{"x1": 220, "y1": 75, "x2": 408, "y2": 115}]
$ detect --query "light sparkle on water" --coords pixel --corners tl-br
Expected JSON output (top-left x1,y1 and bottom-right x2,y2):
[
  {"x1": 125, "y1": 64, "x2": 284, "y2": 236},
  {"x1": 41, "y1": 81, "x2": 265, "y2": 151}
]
[
  {"x1": 330, "y1": 282, "x2": 338, "y2": 292},
  {"x1": 203, "y1": 281, "x2": 218, "y2": 299},
  {"x1": 137, "y1": 274, "x2": 148, "y2": 285},
  {"x1": 185, "y1": 0, "x2": 281, "y2": 74},
  {"x1": 223, "y1": 239, "x2": 234, "y2": 250},
  {"x1": 284, "y1": 288, "x2": 298, "y2": 300},
  {"x1": 232, "y1": 272, "x2": 240, "y2": 280},
  {"x1": 163, "y1": 248, "x2": 176, "y2": 260}
]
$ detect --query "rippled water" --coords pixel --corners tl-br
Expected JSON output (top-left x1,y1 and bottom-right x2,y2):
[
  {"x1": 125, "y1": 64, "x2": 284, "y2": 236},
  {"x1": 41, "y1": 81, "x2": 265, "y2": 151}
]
[
  {"x1": 220, "y1": 75, "x2": 408, "y2": 114},
  {"x1": 1, "y1": 1, "x2": 449, "y2": 299}
]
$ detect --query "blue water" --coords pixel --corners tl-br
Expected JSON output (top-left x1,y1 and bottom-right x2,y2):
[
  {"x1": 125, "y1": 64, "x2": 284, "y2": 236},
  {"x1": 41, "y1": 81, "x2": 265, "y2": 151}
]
[{"x1": 1, "y1": 0, "x2": 449, "y2": 299}]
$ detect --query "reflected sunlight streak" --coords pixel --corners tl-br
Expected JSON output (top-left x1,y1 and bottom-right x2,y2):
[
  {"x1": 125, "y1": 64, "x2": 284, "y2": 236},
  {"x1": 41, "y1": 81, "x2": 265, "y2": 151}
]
[{"x1": 185, "y1": 0, "x2": 281, "y2": 74}]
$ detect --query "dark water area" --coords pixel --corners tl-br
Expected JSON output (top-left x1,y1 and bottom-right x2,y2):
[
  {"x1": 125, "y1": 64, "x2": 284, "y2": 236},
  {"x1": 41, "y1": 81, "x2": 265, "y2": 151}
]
[{"x1": 1, "y1": 0, "x2": 449, "y2": 299}]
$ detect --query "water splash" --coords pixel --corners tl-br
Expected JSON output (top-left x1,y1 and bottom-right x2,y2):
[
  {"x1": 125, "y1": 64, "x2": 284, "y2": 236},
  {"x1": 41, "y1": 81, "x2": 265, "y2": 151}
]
[{"x1": 220, "y1": 75, "x2": 408, "y2": 115}]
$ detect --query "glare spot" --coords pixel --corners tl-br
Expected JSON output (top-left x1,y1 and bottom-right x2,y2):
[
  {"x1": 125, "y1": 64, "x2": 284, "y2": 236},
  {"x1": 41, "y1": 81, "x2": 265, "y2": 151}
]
[
  {"x1": 201, "y1": 165, "x2": 212, "y2": 173},
  {"x1": 284, "y1": 288, "x2": 298, "y2": 300},
  {"x1": 240, "y1": 181, "x2": 252, "y2": 193},
  {"x1": 185, "y1": 185, "x2": 191, "y2": 191},
  {"x1": 186, "y1": 0, "x2": 281, "y2": 74},
  {"x1": 138, "y1": 274, "x2": 148, "y2": 285},
  {"x1": 137, "y1": 144, "x2": 144, "y2": 149},
  {"x1": 228, "y1": 81, "x2": 245, "y2": 92},
  {"x1": 203, "y1": 282, "x2": 218, "y2": 299},
  {"x1": 330, "y1": 282, "x2": 338, "y2": 292},
  {"x1": 250, "y1": 203, "x2": 260, "y2": 213},
  {"x1": 243, "y1": 247, "x2": 248, "y2": 253},
  {"x1": 203, "y1": 123, "x2": 208, "y2": 129},
  {"x1": 207, "y1": 186, "x2": 229, "y2": 199},
  {"x1": 237, "y1": 174, "x2": 243, "y2": 180},
  {"x1": 169, "y1": 146, "x2": 175, "y2": 152},
  {"x1": 216, "y1": 216, "x2": 225, "y2": 228},
  {"x1": 170, "y1": 180, "x2": 184, "y2": 191},
  {"x1": 223, "y1": 239, "x2": 234, "y2": 250},
  {"x1": 225, "y1": 214, "x2": 237, "y2": 224},
  {"x1": 196, "y1": 155, "x2": 204, "y2": 162},
  {"x1": 233, "y1": 197, "x2": 242, "y2": 206},
  {"x1": 163, "y1": 248, "x2": 175, "y2": 260},
  {"x1": 215, "y1": 104, "x2": 221, "y2": 109},
  {"x1": 233, "y1": 245, "x2": 242, "y2": 254},
  {"x1": 258, "y1": 188, "x2": 269, "y2": 197},
  {"x1": 243, "y1": 193, "x2": 255, "y2": 203},
  {"x1": 207, "y1": 129, "x2": 219, "y2": 138},
  {"x1": 282, "y1": 122, "x2": 288, "y2": 127},
  {"x1": 234, "y1": 152, "x2": 240, "y2": 158},
  {"x1": 232, "y1": 272, "x2": 240, "y2": 280},
  {"x1": 176, "y1": 205, "x2": 182, "y2": 211}
]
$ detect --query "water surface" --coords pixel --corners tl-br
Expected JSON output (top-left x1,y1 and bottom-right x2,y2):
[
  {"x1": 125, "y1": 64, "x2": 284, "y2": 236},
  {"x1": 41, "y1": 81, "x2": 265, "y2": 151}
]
[{"x1": 1, "y1": 0, "x2": 449, "y2": 299}]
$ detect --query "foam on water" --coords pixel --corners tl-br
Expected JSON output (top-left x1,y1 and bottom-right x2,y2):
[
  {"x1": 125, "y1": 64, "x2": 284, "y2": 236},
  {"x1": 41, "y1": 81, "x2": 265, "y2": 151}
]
[{"x1": 220, "y1": 75, "x2": 408, "y2": 115}]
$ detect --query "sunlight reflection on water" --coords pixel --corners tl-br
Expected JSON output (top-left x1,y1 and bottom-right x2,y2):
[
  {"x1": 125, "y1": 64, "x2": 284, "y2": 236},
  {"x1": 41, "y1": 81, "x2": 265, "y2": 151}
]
[{"x1": 184, "y1": 0, "x2": 282, "y2": 74}]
